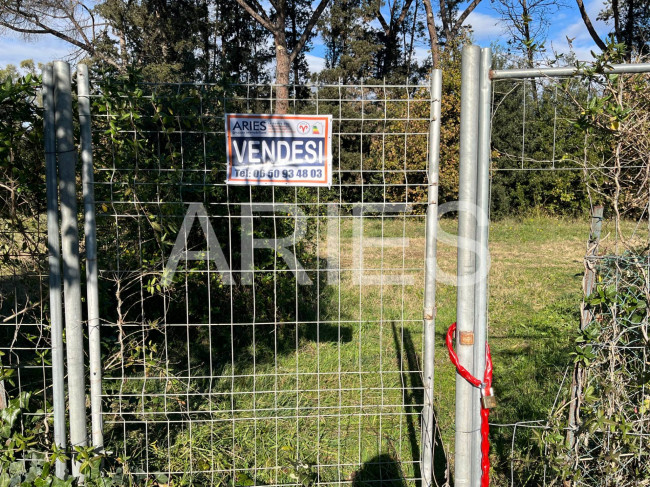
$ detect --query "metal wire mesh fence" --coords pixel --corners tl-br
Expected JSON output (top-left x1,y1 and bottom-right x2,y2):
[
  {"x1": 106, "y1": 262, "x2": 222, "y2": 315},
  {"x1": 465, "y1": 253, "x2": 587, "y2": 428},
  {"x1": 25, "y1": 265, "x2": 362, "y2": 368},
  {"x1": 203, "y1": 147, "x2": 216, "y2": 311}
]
[
  {"x1": 0, "y1": 74, "x2": 55, "y2": 476},
  {"x1": 3, "y1": 52, "x2": 650, "y2": 487},
  {"x1": 486, "y1": 63, "x2": 650, "y2": 486},
  {"x1": 87, "y1": 76, "x2": 438, "y2": 485}
]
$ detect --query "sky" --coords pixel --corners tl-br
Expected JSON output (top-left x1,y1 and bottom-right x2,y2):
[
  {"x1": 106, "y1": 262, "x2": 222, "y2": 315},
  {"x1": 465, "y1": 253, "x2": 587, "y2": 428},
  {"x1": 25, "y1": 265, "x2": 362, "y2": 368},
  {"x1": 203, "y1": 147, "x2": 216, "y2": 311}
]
[{"x1": 0, "y1": 0, "x2": 611, "y2": 74}]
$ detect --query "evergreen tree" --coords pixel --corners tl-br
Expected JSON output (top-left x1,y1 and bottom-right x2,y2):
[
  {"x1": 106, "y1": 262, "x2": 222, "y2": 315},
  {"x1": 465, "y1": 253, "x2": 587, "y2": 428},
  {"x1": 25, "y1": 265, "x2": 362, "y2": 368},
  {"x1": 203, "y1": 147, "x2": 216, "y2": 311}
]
[
  {"x1": 216, "y1": 0, "x2": 274, "y2": 83},
  {"x1": 318, "y1": 0, "x2": 380, "y2": 81},
  {"x1": 234, "y1": 0, "x2": 330, "y2": 113},
  {"x1": 96, "y1": 0, "x2": 212, "y2": 81}
]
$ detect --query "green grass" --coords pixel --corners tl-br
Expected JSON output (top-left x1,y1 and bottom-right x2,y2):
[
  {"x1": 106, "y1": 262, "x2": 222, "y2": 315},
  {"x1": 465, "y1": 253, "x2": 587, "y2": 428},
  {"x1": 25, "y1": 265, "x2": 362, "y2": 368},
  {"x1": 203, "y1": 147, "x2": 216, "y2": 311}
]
[{"x1": 102, "y1": 215, "x2": 600, "y2": 486}]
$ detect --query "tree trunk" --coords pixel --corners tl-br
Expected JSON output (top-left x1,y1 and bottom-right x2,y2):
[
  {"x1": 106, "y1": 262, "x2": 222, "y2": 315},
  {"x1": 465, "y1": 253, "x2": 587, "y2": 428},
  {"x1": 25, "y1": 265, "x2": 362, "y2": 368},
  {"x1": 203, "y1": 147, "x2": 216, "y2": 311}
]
[
  {"x1": 275, "y1": 31, "x2": 291, "y2": 114},
  {"x1": 422, "y1": 0, "x2": 440, "y2": 68},
  {"x1": 290, "y1": 3, "x2": 300, "y2": 85},
  {"x1": 567, "y1": 205, "x2": 603, "y2": 450},
  {"x1": 612, "y1": 0, "x2": 622, "y2": 44},
  {"x1": 234, "y1": 0, "x2": 329, "y2": 111},
  {"x1": 118, "y1": 28, "x2": 127, "y2": 68},
  {"x1": 624, "y1": 0, "x2": 635, "y2": 60}
]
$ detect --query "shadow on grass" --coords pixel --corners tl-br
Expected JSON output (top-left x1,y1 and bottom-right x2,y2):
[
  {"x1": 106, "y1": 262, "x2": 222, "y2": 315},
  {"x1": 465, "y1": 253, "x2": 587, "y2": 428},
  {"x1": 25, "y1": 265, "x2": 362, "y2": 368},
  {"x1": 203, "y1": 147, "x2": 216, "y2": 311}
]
[
  {"x1": 391, "y1": 322, "x2": 451, "y2": 487},
  {"x1": 352, "y1": 454, "x2": 406, "y2": 487}
]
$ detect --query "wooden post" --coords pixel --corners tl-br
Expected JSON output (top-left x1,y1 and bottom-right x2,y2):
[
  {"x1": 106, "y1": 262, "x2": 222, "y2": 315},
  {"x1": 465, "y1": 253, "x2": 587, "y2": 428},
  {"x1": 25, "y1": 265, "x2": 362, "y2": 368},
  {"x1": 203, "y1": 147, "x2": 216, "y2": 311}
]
[
  {"x1": 581, "y1": 205, "x2": 604, "y2": 330},
  {"x1": 566, "y1": 205, "x2": 604, "y2": 450},
  {"x1": 0, "y1": 354, "x2": 6, "y2": 409}
]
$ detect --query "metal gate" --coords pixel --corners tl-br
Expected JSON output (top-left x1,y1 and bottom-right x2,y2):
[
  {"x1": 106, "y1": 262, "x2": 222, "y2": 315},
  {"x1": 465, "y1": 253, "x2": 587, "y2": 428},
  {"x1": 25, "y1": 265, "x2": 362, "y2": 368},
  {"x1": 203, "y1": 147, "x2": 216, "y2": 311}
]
[{"x1": 36, "y1": 62, "x2": 444, "y2": 486}]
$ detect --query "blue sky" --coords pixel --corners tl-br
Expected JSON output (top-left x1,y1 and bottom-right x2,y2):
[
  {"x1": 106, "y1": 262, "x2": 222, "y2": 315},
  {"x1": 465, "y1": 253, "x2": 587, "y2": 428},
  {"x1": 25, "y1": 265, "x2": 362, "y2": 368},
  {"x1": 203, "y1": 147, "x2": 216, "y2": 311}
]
[{"x1": 0, "y1": 0, "x2": 610, "y2": 73}]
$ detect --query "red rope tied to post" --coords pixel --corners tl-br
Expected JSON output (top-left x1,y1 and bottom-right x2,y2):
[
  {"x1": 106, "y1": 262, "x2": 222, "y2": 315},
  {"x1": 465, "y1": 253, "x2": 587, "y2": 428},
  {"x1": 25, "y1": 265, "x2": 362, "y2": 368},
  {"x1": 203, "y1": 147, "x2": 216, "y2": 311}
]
[{"x1": 446, "y1": 322, "x2": 494, "y2": 487}]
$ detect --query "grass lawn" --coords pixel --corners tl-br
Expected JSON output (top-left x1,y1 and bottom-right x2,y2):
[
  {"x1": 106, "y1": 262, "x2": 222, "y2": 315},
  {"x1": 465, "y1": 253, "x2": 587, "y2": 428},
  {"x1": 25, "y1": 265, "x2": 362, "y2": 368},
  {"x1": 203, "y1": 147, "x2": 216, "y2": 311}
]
[{"x1": 102, "y1": 214, "x2": 606, "y2": 486}]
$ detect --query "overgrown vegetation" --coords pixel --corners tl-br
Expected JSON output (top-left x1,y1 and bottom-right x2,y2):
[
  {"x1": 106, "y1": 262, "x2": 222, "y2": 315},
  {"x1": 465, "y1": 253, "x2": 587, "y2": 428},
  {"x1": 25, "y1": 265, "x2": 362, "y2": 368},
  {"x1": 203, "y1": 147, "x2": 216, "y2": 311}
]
[
  {"x1": 2, "y1": 33, "x2": 650, "y2": 487},
  {"x1": 535, "y1": 255, "x2": 650, "y2": 486}
]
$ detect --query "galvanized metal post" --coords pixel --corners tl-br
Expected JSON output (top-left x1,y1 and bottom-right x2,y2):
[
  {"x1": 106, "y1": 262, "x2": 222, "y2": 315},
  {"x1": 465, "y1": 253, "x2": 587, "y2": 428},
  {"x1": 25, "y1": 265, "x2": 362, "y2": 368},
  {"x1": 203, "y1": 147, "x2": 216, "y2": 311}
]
[
  {"x1": 490, "y1": 62, "x2": 650, "y2": 79},
  {"x1": 77, "y1": 64, "x2": 104, "y2": 452},
  {"x1": 421, "y1": 68, "x2": 442, "y2": 487},
  {"x1": 472, "y1": 47, "x2": 492, "y2": 487},
  {"x1": 43, "y1": 64, "x2": 68, "y2": 479},
  {"x1": 455, "y1": 44, "x2": 481, "y2": 487},
  {"x1": 54, "y1": 60, "x2": 88, "y2": 477}
]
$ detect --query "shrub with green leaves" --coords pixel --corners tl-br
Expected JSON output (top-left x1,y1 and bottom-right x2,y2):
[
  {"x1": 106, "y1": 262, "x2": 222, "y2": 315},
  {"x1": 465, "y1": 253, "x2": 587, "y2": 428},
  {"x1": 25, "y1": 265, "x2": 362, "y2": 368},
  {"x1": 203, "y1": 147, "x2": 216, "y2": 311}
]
[
  {"x1": 0, "y1": 73, "x2": 44, "y2": 227},
  {"x1": 0, "y1": 390, "x2": 74, "y2": 487},
  {"x1": 539, "y1": 254, "x2": 650, "y2": 485}
]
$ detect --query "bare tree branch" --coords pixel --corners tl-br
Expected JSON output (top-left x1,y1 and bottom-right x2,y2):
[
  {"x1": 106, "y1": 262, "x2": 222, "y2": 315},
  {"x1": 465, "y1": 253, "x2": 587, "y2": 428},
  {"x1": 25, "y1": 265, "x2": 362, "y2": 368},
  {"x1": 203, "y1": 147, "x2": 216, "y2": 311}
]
[
  {"x1": 450, "y1": 0, "x2": 483, "y2": 39},
  {"x1": 289, "y1": 0, "x2": 330, "y2": 63},
  {"x1": 375, "y1": 0, "x2": 414, "y2": 37},
  {"x1": 0, "y1": 0, "x2": 121, "y2": 69},
  {"x1": 394, "y1": 0, "x2": 415, "y2": 33},
  {"x1": 439, "y1": 0, "x2": 451, "y2": 38},
  {"x1": 78, "y1": 1, "x2": 96, "y2": 41},
  {"x1": 234, "y1": 0, "x2": 275, "y2": 33},
  {"x1": 0, "y1": 17, "x2": 90, "y2": 51},
  {"x1": 422, "y1": 0, "x2": 440, "y2": 68},
  {"x1": 575, "y1": 0, "x2": 607, "y2": 51},
  {"x1": 376, "y1": 9, "x2": 390, "y2": 35}
]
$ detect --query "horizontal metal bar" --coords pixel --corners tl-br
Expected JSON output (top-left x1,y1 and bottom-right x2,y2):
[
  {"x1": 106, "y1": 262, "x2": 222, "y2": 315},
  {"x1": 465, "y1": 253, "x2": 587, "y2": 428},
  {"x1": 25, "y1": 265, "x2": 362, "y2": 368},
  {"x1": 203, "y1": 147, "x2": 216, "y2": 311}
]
[
  {"x1": 102, "y1": 397, "x2": 423, "y2": 406},
  {"x1": 492, "y1": 164, "x2": 650, "y2": 171},
  {"x1": 491, "y1": 62, "x2": 650, "y2": 79},
  {"x1": 113, "y1": 81, "x2": 431, "y2": 89},
  {"x1": 79, "y1": 465, "x2": 420, "y2": 479}
]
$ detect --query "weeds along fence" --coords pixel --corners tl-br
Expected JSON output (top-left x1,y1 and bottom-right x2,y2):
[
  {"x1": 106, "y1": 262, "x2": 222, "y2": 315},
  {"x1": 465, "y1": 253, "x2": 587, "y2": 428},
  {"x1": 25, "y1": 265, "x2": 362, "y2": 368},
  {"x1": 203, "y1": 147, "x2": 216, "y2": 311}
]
[
  {"x1": 22, "y1": 64, "x2": 440, "y2": 486},
  {"x1": 568, "y1": 254, "x2": 649, "y2": 485},
  {"x1": 485, "y1": 58, "x2": 650, "y2": 486},
  {"x1": 3, "y1": 51, "x2": 650, "y2": 487}
]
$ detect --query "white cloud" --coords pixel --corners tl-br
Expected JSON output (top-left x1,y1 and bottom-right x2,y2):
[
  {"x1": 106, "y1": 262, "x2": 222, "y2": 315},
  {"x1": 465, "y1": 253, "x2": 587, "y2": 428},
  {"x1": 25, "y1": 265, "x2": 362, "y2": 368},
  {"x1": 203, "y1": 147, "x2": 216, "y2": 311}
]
[
  {"x1": 465, "y1": 11, "x2": 504, "y2": 43},
  {"x1": 413, "y1": 46, "x2": 431, "y2": 64},
  {"x1": 305, "y1": 53, "x2": 326, "y2": 74},
  {"x1": 585, "y1": 0, "x2": 608, "y2": 18}
]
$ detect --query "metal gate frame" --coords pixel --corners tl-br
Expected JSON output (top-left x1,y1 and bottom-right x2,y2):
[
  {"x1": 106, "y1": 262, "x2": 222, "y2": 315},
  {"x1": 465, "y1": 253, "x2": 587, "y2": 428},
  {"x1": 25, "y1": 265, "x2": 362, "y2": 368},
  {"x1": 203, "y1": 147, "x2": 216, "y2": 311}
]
[{"x1": 42, "y1": 62, "x2": 446, "y2": 485}]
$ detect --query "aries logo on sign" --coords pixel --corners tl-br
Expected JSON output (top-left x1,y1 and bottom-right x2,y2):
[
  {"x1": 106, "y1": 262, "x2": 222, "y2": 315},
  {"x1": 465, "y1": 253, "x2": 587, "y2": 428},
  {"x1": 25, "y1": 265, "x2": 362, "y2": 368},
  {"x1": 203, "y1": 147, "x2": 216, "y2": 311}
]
[{"x1": 297, "y1": 122, "x2": 310, "y2": 134}]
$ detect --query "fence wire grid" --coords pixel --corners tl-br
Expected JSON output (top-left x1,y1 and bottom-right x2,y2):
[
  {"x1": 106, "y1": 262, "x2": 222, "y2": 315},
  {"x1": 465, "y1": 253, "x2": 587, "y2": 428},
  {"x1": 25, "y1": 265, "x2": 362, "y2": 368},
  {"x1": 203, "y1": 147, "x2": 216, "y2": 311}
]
[
  {"x1": 87, "y1": 78, "x2": 437, "y2": 486},
  {"x1": 569, "y1": 254, "x2": 649, "y2": 485},
  {"x1": 3, "y1": 58, "x2": 650, "y2": 487},
  {"x1": 486, "y1": 68, "x2": 650, "y2": 487}
]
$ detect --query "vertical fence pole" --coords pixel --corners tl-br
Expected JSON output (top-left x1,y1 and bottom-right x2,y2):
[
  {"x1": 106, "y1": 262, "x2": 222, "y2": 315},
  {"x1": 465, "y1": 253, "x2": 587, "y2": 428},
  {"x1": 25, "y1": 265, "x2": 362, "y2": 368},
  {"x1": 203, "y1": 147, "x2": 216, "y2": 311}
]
[
  {"x1": 471, "y1": 47, "x2": 492, "y2": 487},
  {"x1": 43, "y1": 64, "x2": 68, "y2": 479},
  {"x1": 580, "y1": 205, "x2": 604, "y2": 331},
  {"x1": 54, "y1": 60, "x2": 88, "y2": 477},
  {"x1": 77, "y1": 64, "x2": 104, "y2": 452},
  {"x1": 567, "y1": 205, "x2": 604, "y2": 447},
  {"x1": 421, "y1": 68, "x2": 442, "y2": 487},
  {"x1": 455, "y1": 44, "x2": 481, "y2": 487}
]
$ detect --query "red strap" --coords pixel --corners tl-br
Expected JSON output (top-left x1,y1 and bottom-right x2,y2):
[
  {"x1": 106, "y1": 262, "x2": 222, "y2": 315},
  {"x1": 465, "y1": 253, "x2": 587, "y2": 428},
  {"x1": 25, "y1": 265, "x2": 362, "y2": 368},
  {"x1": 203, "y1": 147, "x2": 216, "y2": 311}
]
[{"x1": 446, "y1": 322, "x2": 493, "y2": 487}]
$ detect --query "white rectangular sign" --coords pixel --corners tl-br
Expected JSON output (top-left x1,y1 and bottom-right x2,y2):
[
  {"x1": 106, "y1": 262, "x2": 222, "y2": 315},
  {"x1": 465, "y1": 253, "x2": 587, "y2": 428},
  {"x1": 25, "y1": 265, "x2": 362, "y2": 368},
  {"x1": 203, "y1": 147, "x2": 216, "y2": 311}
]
[{"x1": 225, "y1": 113, "x2": 333, "y2": 186}]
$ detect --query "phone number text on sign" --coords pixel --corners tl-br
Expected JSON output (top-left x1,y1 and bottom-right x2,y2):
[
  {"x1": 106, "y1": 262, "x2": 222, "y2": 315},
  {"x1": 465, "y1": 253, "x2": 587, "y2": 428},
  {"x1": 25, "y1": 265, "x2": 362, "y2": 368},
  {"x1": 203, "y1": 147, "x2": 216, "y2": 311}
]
[{"x1": 225, "y1": 114, "x2": 333, "y2": 187}]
